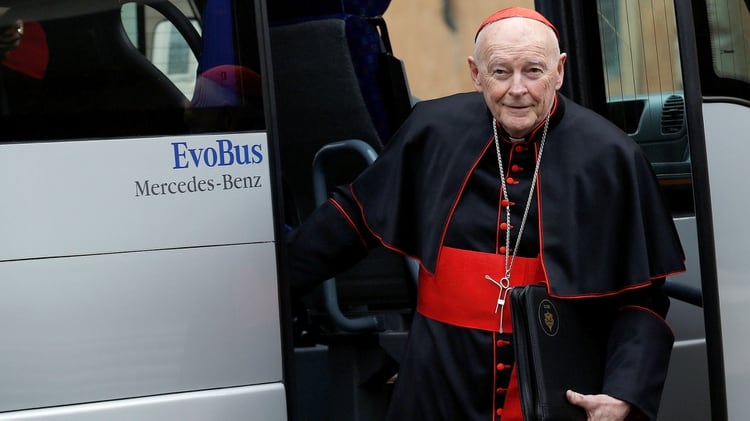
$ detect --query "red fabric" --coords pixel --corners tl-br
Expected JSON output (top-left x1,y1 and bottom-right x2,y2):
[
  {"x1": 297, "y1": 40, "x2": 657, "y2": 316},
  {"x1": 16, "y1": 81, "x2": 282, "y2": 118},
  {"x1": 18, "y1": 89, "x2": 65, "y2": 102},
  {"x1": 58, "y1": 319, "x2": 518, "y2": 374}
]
[
  {"x1": 417, "y1": 246, "x2": 546, "y2": 332},
  {"x1": 502, "y1": 365, "x2": 524, "y2": 421},
  {"x1": 475, "y1": 6, "x2": 560, "y2": 40},
  {"x1": 3, "y1": 20, "x2": 48, "y2": 80}
]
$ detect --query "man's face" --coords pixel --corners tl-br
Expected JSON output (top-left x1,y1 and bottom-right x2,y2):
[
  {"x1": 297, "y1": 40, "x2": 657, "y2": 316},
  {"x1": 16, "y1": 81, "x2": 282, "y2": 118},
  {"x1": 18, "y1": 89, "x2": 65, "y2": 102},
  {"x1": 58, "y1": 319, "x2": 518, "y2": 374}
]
[{"x1": 468, "y1": 18, "x2": 566, "y2": 138}]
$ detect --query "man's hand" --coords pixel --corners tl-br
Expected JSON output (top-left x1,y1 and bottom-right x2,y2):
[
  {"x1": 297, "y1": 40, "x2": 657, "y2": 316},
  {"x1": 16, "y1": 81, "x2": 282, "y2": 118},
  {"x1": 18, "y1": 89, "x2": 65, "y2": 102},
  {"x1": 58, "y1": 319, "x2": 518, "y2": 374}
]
[{"x1": 566, "y1": 389, "x2": 632, "y2": 421}]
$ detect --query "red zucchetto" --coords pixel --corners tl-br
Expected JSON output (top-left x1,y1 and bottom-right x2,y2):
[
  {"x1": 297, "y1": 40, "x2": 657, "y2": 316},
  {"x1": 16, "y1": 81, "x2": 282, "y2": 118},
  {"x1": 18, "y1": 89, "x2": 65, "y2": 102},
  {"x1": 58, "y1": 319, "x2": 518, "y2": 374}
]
[{"x1": 475, "y1": 6, "x2": 560, "y2": 41}]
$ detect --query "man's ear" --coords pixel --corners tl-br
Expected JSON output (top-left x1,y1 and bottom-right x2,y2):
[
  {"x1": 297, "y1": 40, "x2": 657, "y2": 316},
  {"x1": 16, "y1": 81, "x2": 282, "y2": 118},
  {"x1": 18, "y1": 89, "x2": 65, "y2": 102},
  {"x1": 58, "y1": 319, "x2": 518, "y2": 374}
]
[
  {"x1": 555, "y1": 53, "x2": 567, "y2": 90},
  {"x1": 468, "y1": 56, "x2": 482, "y2": 92}
]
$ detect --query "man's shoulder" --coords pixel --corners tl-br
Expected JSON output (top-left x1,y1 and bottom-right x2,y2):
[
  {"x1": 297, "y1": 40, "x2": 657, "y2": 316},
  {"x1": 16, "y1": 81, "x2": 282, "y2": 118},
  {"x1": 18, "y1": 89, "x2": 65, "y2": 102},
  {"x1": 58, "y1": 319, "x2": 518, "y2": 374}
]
[
  {"x1": 561, "y1": 97, "x2": 627, "y2": 135},
  {"x1": 412, "y1": 92, "x2": 487, "y2": 116}
]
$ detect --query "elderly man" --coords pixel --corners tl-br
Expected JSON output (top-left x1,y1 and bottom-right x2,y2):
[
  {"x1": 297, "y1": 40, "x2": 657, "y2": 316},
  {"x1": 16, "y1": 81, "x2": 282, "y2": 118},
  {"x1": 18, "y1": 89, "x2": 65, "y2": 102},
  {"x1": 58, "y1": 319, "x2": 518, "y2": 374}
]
[{"x1": 287, "y1": 7, "x2": 685, "y2": 420}]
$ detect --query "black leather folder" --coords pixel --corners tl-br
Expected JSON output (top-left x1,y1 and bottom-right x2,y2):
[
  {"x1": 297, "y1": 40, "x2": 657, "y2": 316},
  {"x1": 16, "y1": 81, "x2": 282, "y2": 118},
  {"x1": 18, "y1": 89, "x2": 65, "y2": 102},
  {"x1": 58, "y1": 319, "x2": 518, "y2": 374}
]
[{"x1": 511, "y1": 284, "x2": 609, "y2": 421}]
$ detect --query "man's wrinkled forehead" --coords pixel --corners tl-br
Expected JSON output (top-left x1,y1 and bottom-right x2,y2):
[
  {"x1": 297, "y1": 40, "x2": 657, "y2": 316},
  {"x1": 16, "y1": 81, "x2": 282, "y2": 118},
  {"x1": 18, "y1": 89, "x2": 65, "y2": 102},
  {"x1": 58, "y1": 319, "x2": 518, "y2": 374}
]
[{"x1": 475, "y1": 6, "x2": 560, "y2": 42}]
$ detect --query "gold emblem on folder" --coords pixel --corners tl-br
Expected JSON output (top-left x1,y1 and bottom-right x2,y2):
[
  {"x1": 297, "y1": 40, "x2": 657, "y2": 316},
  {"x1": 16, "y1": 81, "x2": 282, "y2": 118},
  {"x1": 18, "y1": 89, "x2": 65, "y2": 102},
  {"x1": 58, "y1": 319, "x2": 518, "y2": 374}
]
[{"x1": 537, "y1": 299, "x2": 559, "y2": 336}]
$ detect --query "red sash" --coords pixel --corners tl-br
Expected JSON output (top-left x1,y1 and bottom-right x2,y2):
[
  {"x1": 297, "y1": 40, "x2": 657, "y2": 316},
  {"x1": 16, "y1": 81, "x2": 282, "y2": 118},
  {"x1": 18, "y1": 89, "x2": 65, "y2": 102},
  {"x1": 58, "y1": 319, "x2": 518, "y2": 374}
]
[
  {"x1": 417, "y1": 246, "x2": 547, "y2": 420},
  {"x1": 418, "y1": 246, "x2": 546, "y2": 332}
]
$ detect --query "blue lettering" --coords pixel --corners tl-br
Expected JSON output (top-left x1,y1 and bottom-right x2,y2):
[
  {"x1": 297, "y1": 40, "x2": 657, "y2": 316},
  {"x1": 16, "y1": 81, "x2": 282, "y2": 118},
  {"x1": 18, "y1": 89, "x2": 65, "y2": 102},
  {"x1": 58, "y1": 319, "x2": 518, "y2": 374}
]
[
  {"x1": 251, "y1": 144, "x2": 263, "y2": 163},
  {"x1": 172, "y1": 140, "x2": 265, "y2": 169},
  {"x1": 172, "y1": 142, "x2": 189, "y2": 169},
  {"x1": 204, "y1": 147, "x2": 218, "y2": 167},
  {"x1": 234, "y1": 144, "x2": 251, "y2": 165},
  {"x1": 218, "y1": 139, "x2": 235, "y2": 166},
  {"x1": 188, "y1": 147, "x2": 203, "y2": 167}
]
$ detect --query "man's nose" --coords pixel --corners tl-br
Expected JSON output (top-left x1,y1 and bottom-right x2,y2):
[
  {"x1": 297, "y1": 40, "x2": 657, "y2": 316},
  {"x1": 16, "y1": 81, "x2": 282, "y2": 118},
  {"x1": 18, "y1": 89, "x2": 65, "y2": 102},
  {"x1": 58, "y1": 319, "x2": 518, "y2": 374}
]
[{"x1": 508, "y1": 74, "x2": 527, "y2": 96}]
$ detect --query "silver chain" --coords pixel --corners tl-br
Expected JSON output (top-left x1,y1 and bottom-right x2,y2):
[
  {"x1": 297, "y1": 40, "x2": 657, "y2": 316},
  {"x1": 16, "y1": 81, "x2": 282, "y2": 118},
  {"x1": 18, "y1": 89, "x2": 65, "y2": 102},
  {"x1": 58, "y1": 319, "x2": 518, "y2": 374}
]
[{"x1": 492, "y1": 114, "x2": 550, "y2": 282}]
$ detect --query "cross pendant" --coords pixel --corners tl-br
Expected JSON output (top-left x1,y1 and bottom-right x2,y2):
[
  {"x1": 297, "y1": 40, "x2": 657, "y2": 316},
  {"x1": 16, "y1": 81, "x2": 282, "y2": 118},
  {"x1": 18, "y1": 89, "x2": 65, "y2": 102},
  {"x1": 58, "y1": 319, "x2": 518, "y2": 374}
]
[
  {"x1": 485, "y1": 274, "x2": 511, "y2": 312},
  {"x1": 484, "y1": 275, "x2": 511, "y2": 333}
]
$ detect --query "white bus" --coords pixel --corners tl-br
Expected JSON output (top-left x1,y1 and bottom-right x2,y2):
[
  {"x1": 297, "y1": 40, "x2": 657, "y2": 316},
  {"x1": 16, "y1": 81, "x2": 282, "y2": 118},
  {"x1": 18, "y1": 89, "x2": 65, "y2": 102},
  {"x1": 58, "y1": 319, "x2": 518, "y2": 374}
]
[{"x1": 0, "y1": 0, "x2": 748, "y2": 420}]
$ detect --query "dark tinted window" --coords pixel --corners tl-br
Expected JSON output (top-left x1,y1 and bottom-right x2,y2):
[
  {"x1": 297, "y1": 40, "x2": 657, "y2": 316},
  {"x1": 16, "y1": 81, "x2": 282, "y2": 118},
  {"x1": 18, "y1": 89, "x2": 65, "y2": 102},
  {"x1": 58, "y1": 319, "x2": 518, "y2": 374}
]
[{"x1": 0, "y1": 0, "x2": 264, "y2": 142}]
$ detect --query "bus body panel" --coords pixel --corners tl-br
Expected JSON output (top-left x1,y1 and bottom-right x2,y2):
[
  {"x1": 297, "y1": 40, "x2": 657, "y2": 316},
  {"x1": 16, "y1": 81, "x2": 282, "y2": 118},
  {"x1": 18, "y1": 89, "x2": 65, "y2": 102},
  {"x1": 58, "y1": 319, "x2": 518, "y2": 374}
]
[
  {"x1": 658, "y1": 217, "x2": 710, "y2": 420},
  {"x1": 0, "y1": 244, "x2": 281, "y2": 411},
  {"x1": 703, "y1": 101, "x2": 750, "y2": 420},
  {"x1": 0, "y1": 384, "x2": 286, "y2": 420},
  {"x1": 0, "y1": 134, "x2": 283, "y2": 413},
  {"x1": 0, "y1": 133, "x2": 273, "y2": 261}
]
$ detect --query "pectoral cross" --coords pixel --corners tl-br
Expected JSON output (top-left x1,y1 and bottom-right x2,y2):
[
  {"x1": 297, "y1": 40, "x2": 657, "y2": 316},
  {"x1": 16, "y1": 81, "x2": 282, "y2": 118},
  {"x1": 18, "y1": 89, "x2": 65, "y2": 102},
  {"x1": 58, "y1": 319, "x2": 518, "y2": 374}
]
[{"x1": 485, "y1": 274, "x2": 510, "y2": 333}]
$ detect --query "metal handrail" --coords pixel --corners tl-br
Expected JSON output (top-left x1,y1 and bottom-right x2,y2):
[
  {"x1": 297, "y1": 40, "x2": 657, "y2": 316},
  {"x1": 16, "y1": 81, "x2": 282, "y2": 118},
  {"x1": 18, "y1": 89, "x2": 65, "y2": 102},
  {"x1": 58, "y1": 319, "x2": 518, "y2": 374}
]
[{"x1": 312, "y1": 139, "x2": 384, "y2": 332}]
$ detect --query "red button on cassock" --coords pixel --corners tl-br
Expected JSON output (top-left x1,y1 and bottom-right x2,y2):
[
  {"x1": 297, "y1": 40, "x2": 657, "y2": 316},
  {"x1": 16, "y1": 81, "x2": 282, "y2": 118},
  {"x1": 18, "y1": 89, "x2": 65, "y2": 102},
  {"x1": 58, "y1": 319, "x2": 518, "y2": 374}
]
[{"x1": 496, "y1": 363, "x2": 508, "y2": 371}]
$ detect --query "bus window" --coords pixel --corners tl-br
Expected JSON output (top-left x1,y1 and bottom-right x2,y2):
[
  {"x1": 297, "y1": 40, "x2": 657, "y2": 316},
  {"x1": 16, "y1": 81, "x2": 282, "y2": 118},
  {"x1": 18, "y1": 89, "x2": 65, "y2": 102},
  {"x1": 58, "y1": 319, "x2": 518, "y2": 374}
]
[
  {"x1": 596, "y1": 0, "x2": 693, "y2": 215},
  {"x1": 120, "y1": 2, "x2": 201, "y2": 99},
  {"x1": 151, "y1": 19, "x2": 200, "y2": 98},
  {"x1": 707, "y1": 0, "x2": 750, "y2": 84},
  {"x1": 0, "y1": 0, "x2": 264, "y2": 143}
]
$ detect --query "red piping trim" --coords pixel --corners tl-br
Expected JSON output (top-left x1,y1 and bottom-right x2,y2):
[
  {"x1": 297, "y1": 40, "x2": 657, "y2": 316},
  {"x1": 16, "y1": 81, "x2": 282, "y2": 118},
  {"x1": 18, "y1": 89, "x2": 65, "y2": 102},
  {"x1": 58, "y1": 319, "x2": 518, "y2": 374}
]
[
  {"x1": 619, "y1": 305, "x2": 674, "y2": 335},
  {"x1": 650, "y1": 268, "x2": 687, "y2": 279},
  {"x1": 546, "y1": 279, "x2": 655, "y2": 299},
  {"x1": 534, "y1": 142, "x2": 552, "y2": 289},
  {"x1": 495, "y1": 184, "x2": 503, "y2": 253},
  {"x1": 348, "y1": 185, "x2": 426, "y2": 272},
  {"x1": 329, "y1": 198, "x2": 370, "y2": 252},
  {"x1": 436, "y1": 137, "x2": 496, "y2": 266},
  {"x1": 492, "y1": 331, "x2": 498, "y2": 420}
]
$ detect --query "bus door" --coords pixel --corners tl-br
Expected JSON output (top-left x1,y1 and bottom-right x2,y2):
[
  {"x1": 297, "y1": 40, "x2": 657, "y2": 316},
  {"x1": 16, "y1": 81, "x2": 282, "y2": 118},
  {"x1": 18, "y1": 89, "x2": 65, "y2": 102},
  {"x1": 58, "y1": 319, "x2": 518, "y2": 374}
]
[
  {"x1": 538, "y1": 0, "x2": 720, "y2": 419},
  {"x1": 673, "y1": 1, "x2": 750, "y2": 419},
  {"x1": 542, "y1": 0, "x2": 750, "y2": 419},
  {"x1": 0, "y1": 0, "x2": 289, "y2": 419}
]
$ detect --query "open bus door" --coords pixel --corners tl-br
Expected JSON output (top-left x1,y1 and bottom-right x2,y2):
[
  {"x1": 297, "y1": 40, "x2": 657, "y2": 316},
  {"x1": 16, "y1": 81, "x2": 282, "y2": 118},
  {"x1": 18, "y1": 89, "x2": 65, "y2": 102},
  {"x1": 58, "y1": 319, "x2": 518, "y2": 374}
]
[
  {"x1": 673, "y1": 1, "x2": 750, "y2": 419},
  {"x1": 538, "y1": 0, "x2": 749, "y2": 419}
]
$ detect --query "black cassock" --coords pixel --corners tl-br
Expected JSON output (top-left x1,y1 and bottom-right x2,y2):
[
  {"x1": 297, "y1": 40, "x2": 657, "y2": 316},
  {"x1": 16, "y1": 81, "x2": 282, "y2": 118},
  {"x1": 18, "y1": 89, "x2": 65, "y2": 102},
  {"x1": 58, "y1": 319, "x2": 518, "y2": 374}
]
[{"x1": 287, "y1": 93, "x2": 686, "y2": 420}]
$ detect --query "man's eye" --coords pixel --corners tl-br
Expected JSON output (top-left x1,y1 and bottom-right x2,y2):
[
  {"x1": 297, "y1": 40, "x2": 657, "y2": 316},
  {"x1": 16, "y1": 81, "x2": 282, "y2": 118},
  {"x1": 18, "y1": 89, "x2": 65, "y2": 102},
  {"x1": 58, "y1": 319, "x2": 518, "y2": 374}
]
[{"x1": 526, "y1": 68, "x2": 544, "y2": 78}]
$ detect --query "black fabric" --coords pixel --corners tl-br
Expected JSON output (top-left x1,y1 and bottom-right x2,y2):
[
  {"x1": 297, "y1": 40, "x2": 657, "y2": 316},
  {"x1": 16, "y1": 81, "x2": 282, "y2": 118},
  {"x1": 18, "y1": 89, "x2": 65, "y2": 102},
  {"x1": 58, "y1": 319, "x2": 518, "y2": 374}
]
[
  {"x1": 349, "y1": 92, "x2": 685, "y2": 296},
  {"x1": 384, "y1": 312, "x2": 504, "y2": 420},
  {"x1": 602, "y1": 306, "x2": 675, "y2": 420},
  {"x1": 444, "y1": 121, "x2": 542, "y2": 257},
  {"x1": 287, "y1": 199, "x2": 375, "y2": 294}
]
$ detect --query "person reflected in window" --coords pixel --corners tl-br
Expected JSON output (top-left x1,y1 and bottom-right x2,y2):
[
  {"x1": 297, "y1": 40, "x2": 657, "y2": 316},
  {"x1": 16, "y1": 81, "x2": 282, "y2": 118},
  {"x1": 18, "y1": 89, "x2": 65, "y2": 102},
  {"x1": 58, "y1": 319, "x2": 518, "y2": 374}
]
[
  {"x1": 0, "y1": 19, "x2": 22, "y2": 59},
  {"x1": 0, "y1": 18, "x2": 48, "y2": 116},
  {"x1": 184, "y1": 64, "x2": 264, "y2": 132}
]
